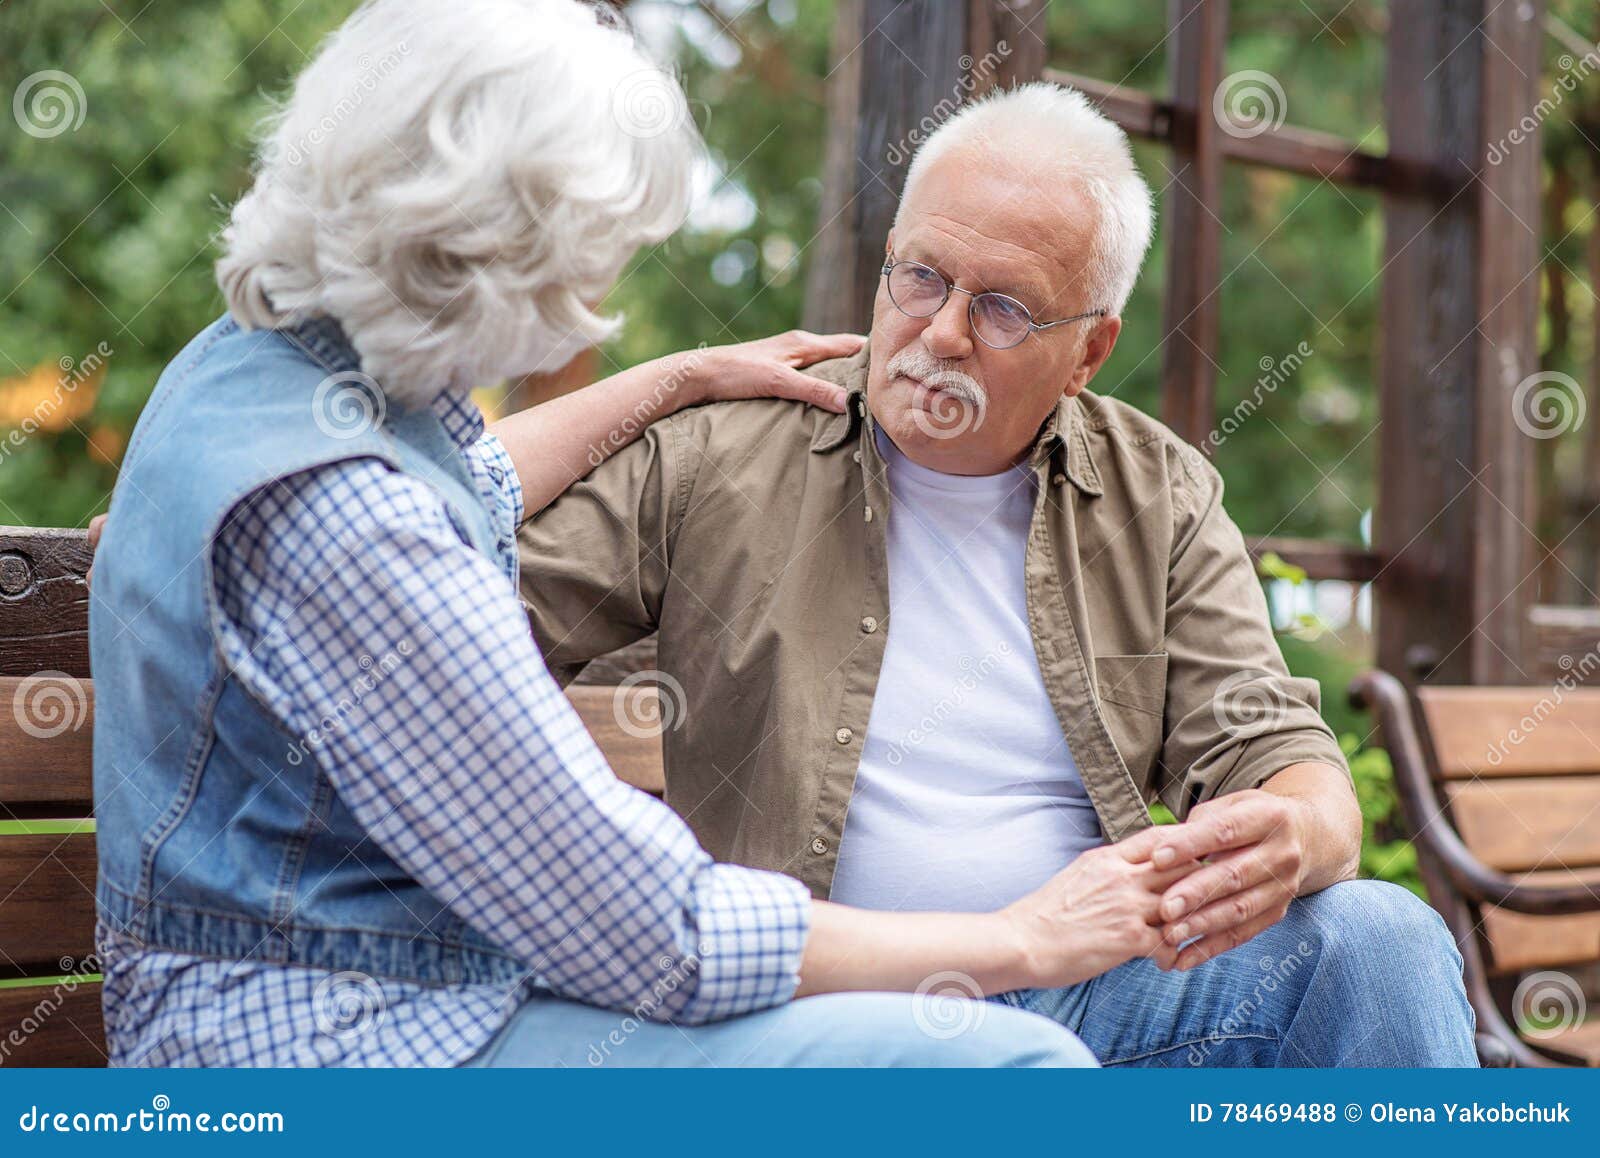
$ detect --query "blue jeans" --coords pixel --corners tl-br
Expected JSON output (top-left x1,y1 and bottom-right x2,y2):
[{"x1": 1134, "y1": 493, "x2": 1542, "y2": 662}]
[
  {"x1": 470, "y1": 990, "x2": 1098, "y2": 1067},
  {"x1": 995, "y1": 880, "x2": 1479, "y2": 1067}
]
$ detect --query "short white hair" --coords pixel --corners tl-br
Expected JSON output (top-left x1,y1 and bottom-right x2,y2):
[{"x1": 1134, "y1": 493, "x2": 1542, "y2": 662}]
[
  {"x1": 896, "y1": 82, "x2": 1154, "y2": 316},
  {"x1": 217, "y1": 0, "x2": 696, "y2": 402}
]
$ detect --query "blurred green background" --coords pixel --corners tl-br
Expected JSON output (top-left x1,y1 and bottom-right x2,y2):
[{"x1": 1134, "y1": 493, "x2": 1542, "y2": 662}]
[{"x1": 7, "y1": 0, "x2": 1600, "y2": 893}]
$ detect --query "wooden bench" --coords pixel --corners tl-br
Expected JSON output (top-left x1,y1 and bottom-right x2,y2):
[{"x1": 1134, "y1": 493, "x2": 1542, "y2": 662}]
[
  {"x1": 1351, "y1": 670, "x2": 1600, "y2": 1067},
  {"x1": 0, "y1": 526, "x2": 664, "y2": 1067}
]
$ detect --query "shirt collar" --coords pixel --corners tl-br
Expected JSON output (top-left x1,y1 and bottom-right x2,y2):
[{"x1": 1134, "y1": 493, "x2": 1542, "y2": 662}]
[
  {"x1": 431, "y1": 389, "x2": 486, "y2": 450},
  {"x1": 809, "y1": 343, "x2": 1103, "y2": 496},
  {"x1": 278, "y1": 313, "x2": 483, "y2": 451}
]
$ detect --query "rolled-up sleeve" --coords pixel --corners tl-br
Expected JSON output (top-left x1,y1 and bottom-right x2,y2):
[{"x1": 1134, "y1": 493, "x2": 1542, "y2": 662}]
[
  {"x1": 215, "y1": 457, "x2": 810, "y2": 1026},
  {"x1": 517, "y1": 418, "x2": 680, "y2": 686},
  {"x1": 1155, "y1": 453, "x2": 1349, "y2": 819}
]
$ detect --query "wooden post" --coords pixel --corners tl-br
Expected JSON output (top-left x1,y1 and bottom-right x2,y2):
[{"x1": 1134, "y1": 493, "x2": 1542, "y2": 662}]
[
  {"x1": 803, "y1": 0, "x2": 1047, "y2": 333},
  {"x1": 1377, "y1": 0, "x2": 1542, "y2": 685},
  {"x1": 1157, "y1": 0, "x2": 1228, "y2": 450}
]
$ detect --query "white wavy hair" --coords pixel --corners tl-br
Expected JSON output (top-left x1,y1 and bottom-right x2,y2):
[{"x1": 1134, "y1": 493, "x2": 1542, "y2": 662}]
[
  {"x1": 896, "y1": 82, "x2": 1154, "y2": 316},
  {"x1": 217, "y1": 0, "x2": 696, "y2": 403}
]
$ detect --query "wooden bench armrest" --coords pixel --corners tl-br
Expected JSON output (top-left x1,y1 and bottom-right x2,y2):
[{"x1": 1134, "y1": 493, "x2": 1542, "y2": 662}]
[{"x1": 1349, "y1": 670, "x2": 1600, "y2": 917}]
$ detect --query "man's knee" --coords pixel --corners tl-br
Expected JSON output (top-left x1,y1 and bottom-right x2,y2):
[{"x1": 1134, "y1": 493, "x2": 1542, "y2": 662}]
[{"x1": 1294, "y1": 880, "x2": 1462, "y2": 977}]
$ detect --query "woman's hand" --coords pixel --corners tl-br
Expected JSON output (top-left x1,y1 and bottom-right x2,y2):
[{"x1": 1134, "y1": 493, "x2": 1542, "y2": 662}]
[
  {"x1": 682, "y1": 331, "x2": 865, "y2": 414},
  {"x1": 1000, "y1": 829, "x2": 1199, "y2": 989}
]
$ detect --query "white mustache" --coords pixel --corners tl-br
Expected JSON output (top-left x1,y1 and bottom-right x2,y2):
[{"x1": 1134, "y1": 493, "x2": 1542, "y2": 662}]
[{"x1": 886, "y1": 347, "x2": 987, "y2": 407}]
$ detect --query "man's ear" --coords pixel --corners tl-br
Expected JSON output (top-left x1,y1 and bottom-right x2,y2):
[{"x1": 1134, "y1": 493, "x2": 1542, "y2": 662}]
[
  {"x1": 884, "y1": 230, "x2": 894, "y2": 258},
  {"x1": 1064, "y1": 315, "x2": 1122, "y2": 396}
]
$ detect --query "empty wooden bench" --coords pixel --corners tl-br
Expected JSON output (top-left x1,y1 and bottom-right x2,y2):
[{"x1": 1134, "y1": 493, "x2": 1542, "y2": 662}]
[
  {"x1": 1351, "y1": 670, "x2": 1600, "y2": 1067},
  {"x1": 0, "y1": 526, "x2": 664, "y2": 1067}
]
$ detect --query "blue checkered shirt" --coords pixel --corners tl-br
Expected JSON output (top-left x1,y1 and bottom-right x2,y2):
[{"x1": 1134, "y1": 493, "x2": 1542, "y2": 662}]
[{"x1": 99, "y1": 390, "x2": 811, "y2": 1067}]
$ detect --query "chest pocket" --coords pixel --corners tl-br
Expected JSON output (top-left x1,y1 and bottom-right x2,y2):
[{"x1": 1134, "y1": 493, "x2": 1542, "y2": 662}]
[{"x1": 1093, "y1": 653, "x2": 1168, "y2": 784}]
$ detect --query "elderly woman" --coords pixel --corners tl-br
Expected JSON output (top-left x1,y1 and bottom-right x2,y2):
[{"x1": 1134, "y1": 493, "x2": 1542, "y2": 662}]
[{"x1": 89, "y1": 0, "x2": 1118, "y2": 1067}]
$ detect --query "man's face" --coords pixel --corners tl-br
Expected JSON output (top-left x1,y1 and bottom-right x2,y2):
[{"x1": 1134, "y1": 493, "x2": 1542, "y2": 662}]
[{"x1": 866, "y1": 150, "x2": 1122, "y2": 475}]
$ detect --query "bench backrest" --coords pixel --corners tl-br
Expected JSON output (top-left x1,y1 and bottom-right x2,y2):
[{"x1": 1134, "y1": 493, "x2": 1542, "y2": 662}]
[
  {"x1": 1415, "y1": 686, "x2": 1600, "y2": 977},
  {"x1": 0, "y1": 528, "x2": 103, "y2": 1065},
  {"x1": 0, "y1": 526, "x2": 665, "y2": 1067}
]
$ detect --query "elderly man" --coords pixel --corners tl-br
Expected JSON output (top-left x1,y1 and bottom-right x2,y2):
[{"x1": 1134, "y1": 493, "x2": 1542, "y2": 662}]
[{"x1": 514, "y1": 83, "x2": 1478, "y2": 1066}]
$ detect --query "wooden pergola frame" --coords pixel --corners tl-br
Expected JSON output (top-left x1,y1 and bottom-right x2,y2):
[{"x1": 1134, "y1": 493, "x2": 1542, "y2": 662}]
[{"x1": 803, "y1": 0, "x2": 1597, "y2": 687}]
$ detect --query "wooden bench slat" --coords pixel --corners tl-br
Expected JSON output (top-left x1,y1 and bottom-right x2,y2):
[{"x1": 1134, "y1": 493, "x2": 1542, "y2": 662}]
[
  {"x1": 0, "y1": 833, "x2": 98, "y2": 979},
  {"x1": 1447, "y1": 777, "x2": 1600, "y2": 873},
  {"x1": 565, "y1": 685, "x2": 666, "y2": 797},
  {"x1": 0, "y1": 676, "x2": 94, "y2": 815},
  {"x1": 1481, "y1": 870, "x2": 1600, "y2": 974},
  {"x1": 0, "y1": 981, "x2": 105, "y2": 1066},
  {"x1": 1529, "y1": 1019, "x2": 1600, "y2": 1067},
  {"x1": 0, "y1": 528, "x2": 92, "y2": 680},
  {"x1": 0, "y1": 678, "x2": 663, "y2": 809},
  {"x1": 1418, "y1": 687, "x2": 1600, "y2": 778}
]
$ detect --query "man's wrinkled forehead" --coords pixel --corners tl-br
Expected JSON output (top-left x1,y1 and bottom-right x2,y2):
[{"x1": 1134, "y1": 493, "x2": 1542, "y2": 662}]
[{"x1": 895, "y1": 151, "x2": 1094, "y2": 297}]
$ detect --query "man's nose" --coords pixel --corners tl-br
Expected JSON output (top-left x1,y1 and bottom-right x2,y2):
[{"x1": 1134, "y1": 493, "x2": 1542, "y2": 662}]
[{"x1": 921, "y1": 292, "x2": 975, "y2": 360}]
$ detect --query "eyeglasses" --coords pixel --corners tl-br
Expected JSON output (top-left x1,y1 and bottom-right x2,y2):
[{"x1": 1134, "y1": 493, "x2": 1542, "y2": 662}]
[{"x1": 880, "y1": 254, "x2": 1107, "y2": 350}]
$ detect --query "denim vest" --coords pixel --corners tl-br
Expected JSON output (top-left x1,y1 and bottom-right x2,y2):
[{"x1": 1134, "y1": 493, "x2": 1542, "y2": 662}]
[{"x1": 91, "y1": 314, "x2": 527, "y2": 986}]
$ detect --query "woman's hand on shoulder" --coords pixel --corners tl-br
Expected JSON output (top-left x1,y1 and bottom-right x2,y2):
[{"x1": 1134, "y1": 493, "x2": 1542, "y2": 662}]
[{"x1": 685, "y1": 330, "x2": 865, "y2": 414}]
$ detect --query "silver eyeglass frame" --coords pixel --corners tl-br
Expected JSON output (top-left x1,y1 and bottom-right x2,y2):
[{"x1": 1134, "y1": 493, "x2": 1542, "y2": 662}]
[{"x1": 880, "y1": 255, "x2": 1108, "y2": 350}]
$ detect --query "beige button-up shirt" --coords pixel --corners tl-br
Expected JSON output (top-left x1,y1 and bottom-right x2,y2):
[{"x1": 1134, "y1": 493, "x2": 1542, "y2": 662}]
[{"x1": 518, "y1": 347, "x2": 1347, "y2": 899}]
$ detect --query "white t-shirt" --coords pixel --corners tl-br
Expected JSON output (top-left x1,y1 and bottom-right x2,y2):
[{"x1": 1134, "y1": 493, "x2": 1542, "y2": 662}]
[{"x1": 828, "y1": 427, "x2": 1104, "y2": 913}]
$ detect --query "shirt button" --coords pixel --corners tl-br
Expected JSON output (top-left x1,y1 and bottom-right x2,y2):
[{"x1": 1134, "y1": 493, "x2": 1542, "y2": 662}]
[
  {"x1": 1052, "y1": 473, "x2": 1067, "y2": 487},
  {"x1": 811, "y1": 837, "x2": 829, "y2": 856},
  {"x1": 852, "y1": 450, "x2": 862, "y2": 463},
  {"x1": 835, "y1": 726, "x2": 854, "y2": 745},
  {"x1": 860, "y1": 616, "x2": 878, "y2": 634},
  {"x1": 863, "y1": 505, "x2": 874, "y2": 522}
]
